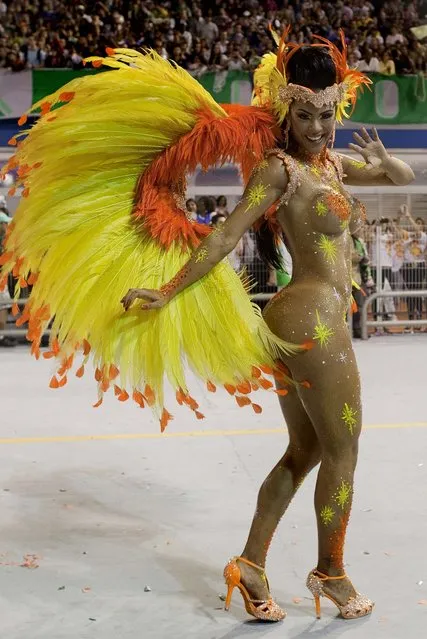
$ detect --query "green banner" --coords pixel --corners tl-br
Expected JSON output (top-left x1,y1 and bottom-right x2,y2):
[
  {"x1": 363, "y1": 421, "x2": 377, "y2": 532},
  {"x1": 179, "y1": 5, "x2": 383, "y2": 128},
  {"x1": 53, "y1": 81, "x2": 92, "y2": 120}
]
[
  {"x1": 32, "y1": 68, "x2": 100, "y2": 104},
  {"x1": 28, "y1": 69, "x2": 427, "y2": 125},
  {"x1": 350, "y1": 73, "x2": 427, "y2": 124}
]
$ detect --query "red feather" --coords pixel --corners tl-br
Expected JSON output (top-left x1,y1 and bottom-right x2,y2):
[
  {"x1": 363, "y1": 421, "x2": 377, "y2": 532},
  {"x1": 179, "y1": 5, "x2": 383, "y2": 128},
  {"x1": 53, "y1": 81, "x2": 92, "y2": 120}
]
[{"x1": 134, "y1": 104, "x2": 278, "y2": 249}]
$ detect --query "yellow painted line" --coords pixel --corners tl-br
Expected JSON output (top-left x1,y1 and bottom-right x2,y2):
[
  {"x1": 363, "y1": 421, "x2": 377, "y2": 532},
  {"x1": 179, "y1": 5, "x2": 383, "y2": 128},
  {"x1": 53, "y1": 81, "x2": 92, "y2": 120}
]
[{"x1": 0, "y1": 422, "x2": 426, "y2": 445}]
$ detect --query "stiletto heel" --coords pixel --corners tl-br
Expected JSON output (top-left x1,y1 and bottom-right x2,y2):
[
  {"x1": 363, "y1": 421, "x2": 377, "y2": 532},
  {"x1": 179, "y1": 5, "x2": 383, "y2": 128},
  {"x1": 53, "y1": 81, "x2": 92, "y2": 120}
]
[
  {"x1": 314, "y1": 594, "x2": 321, "y2": 619},
  {"x1": 306, "y1": 569, "x2": 374, "y2": 619},
  {"x1": 223, "y1": 556, "x2": 286, "y2": 622},
  {"x1": 224, "y1": 584, "x2": 234, "y2": 611}
]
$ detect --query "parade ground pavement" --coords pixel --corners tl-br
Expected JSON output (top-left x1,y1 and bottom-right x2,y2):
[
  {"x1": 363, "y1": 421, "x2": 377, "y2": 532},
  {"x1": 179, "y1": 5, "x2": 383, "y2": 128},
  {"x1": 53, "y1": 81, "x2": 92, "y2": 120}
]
[{"x1": 0, "y1": 335, "x2": 426, "y2": 639}]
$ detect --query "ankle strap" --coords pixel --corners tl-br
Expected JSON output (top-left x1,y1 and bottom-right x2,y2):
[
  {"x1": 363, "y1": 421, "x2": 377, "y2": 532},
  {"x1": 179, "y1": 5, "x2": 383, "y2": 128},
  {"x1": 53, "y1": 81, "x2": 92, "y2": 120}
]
[
  {"x1": 314, "y1": 569, "x2": 347, "y2": 581},
  {"x1": 235, "y1": 556, "x2": 265, "y2": 572}
]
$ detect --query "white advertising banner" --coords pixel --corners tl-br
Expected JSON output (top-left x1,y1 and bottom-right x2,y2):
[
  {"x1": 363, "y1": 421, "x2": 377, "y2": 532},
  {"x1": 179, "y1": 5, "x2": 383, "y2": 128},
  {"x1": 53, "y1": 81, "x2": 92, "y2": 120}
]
[{"x1": 0, "y1": 70, "x2": 32, "y2": 119}]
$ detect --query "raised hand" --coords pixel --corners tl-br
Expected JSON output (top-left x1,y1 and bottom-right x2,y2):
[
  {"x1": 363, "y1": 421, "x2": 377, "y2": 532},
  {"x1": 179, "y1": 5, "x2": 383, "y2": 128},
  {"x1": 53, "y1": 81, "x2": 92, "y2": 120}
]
[
  {"x1": 349, "y1": 127, "x2": 389, "y2": 169},
  {"x1": 120, "y1": 288, "x2": 167, "y2": 311}
]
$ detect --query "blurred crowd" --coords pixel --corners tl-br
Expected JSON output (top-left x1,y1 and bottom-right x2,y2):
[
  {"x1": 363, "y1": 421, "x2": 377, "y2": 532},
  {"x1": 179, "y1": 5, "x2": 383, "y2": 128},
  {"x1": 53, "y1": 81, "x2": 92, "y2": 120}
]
[
  {"x1": 357, "y1": 206, "x2": 427, "y2": 333},
  {"x1": 1, "y1": 0, "x2": 427, "y2": 75}
]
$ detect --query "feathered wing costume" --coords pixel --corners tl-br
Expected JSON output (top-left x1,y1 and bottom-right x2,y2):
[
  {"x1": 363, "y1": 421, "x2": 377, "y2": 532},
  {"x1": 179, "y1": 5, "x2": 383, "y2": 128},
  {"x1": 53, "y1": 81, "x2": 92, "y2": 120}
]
[
  {"x1": 0, "y1": 49, "x2": 297, "y2": 429},
  {"x1": 0, "y1": 34, "x2": 368, "y2": 430}
]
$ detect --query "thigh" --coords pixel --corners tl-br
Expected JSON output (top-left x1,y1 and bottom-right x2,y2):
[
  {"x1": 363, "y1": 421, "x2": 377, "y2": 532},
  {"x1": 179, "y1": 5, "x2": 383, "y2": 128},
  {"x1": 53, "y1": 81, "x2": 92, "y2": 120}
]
[
  {"x1": 276, "y1": 376, "x2": 319, "y2": 450},
  {"x1": 263, "y1": 293, "x2": 361, "y2": 452},
  {"x1": 284, "y1": 329, "x2": 362, "y2": 456}
]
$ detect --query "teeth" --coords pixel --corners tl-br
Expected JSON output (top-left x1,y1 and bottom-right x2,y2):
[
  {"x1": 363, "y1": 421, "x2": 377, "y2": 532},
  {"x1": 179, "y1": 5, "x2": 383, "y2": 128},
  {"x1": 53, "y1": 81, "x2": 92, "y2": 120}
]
[{"x1": 307, "y1": 135, "x2": 322, "y2": 142}]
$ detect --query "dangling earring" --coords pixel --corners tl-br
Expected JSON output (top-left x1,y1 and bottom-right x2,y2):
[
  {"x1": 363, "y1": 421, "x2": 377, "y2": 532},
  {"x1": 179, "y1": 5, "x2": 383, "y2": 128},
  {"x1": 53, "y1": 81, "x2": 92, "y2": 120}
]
[
  {"x1": 284, "y1": 119, "x2": 290, "y2": 149},
  {"x1": 329, "y1": 126, "x2": 336, "y2": 149}
]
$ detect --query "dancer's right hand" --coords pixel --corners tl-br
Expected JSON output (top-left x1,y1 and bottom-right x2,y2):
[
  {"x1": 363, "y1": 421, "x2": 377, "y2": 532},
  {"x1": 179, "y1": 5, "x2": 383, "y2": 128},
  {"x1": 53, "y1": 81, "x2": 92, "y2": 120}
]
[{"x1": 121, "y1": 288, "x2": 167, "y2": 311}]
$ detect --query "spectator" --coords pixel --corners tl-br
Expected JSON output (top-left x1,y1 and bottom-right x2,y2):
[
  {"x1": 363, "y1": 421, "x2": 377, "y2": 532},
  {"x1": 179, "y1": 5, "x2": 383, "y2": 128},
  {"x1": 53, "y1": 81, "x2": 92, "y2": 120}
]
[
  {"x1": 185, "y1": 198, "x2": 197, "y2": 222},
  {"x1": 358, "y1": 48, "x2": 380, "y2": 72},
  {"x1": 0, "y1": 206, "x2": 16, "y2": 347},
  {"x1": 195, "y1": 197, "x2": 211, "y2": 225},
  {"x1": 215, "y1": 195, "x2": 229, "y2": 217},
  {"x1": 393, "y1": 44, "x2": 415, "y2": 74},
  {"x1": 351, "y1": 233, "x2": 373, "y2": 339},
  {"x1": 370, "y1": 218, "x2": 394, "y2": 324},
  {"x1": 386, "y1": 26, "x2": 406, "y2": 47},
  {"x1": 400, "y1": 206, "x2": 427, "y2": 328},
  {"x1": 216, "y1": 31, "x2": 230, "y2": 56},
  {"x1": 201, "y1": 16, "x2": 219, "y2": 47},
  {"x1": 227, "y1": 46, "x2": 249, "y2": 71},
  {"x1": 208, "y1": 43, "x2": 228, "y2": 71},
  {"x1": 379, "y1": 51, "x2": 396, "y2": 75},
  {"x1": 210, "y1": 213, "x2": 227, "y2": 226}
]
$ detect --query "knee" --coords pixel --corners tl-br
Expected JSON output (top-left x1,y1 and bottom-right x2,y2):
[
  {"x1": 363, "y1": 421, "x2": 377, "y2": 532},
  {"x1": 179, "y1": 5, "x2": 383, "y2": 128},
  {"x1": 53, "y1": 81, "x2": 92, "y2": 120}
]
[
  {"x1": 286, "y1": 440, "x2": 322, "y2": 474},
  {"x1": 321, "y1": 439, "x2": 359, "y2": 467}
]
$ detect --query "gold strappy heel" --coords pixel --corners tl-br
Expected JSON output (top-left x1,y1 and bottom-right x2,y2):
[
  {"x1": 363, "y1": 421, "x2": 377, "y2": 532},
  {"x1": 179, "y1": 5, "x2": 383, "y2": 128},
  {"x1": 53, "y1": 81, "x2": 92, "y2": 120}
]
[
  {"x1": 223, "y1": 556, "x2": 286, "y2": 622},
  {"x1": 306, "y1": 569, "x2": 374, "y2": 619}
]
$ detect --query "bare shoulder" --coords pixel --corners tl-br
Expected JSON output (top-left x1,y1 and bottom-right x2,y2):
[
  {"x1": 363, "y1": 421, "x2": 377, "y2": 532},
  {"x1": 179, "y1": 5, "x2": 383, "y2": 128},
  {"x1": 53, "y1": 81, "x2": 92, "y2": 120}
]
[{"x1": 263, "y1": 148, "x2": 291, "y2": 190}]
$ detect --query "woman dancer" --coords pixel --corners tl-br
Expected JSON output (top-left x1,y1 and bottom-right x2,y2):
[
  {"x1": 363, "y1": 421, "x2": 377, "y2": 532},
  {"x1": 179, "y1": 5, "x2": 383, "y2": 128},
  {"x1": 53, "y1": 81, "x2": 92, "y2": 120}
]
[
  {"x1": 122, "y1": 43, "x2": 414, "y2": 620},
  {"x1": 1, "y1": 32, "x2": 414, "y2": 623}
]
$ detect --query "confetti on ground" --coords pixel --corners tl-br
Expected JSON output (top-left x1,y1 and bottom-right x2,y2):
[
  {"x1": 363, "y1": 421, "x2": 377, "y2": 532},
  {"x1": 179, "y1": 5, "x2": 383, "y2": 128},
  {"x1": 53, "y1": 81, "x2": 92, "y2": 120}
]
[
  {"x1": 81, "y1": 586, "x2": 91, "y2": 593},
  {"x1": 0, "y1": 553, "x2": 40, "y2": 568},
  {"x1": 21, "y1": 554, "x2": 40, "y2": 569},
  {"x1": 418, "y1": 600, "x2": 427, "y2": 605},
  {"x1": 144, "y1": 586, "x2": 152, "y2": 592},
  {"x1": 292, "y1": 597, "x2": 303, "y2": 604}
]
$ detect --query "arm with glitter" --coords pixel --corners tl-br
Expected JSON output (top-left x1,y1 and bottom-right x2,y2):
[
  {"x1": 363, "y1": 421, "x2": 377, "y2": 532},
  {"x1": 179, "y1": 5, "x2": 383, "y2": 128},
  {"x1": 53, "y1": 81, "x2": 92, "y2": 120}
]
[{"x1": 121, "y1": 155, "x2": 288, "y2": 311}]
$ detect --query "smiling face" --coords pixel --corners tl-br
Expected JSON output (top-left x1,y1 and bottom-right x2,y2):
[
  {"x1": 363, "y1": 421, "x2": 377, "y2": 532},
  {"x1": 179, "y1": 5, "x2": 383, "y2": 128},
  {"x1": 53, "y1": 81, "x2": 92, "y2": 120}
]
[{"x1": 288, "y1": 100, "x2": 336, "y2": 154}]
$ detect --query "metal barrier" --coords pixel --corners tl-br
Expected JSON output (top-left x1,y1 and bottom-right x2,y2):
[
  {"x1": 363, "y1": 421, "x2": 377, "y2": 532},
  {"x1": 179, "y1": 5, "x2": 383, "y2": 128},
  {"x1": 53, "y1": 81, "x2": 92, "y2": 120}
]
[
  {"x1": 0, "y1": 297, "x2": 33, "y2": 340},
  {"x1": 361, "y1": 290, "x2": 427, "y2": 339}
]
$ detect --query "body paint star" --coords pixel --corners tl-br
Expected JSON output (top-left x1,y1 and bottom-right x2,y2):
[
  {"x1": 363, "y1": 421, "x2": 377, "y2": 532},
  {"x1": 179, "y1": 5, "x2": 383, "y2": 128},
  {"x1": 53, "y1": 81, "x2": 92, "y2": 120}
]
[
  {"x1": 252, "y1": 159, "x2": 269, "y2": 175},
  {"x1": 317, "y1": 234, "x2": 337, "y2": 264},
  {"x1": 245, "y1": 183, "x2": 269, "y2": 212},
  {"x1": 320, "y1": 505, "x2": 336, "y2": 526},
  {"x1": 341, "y1": 402, "x2": 357, "y2": 435},
  {"x1": 334, "y1": 480, "x2": 352, "y2": 511},
  {"x1": 313, "y1": 310, "x2": 335, "y2": 348},
  {"x1": 333, "y1": 287, "x2": 341, "y2": 302},
  {"x1": 195, "y1": 247, "x2": 208, "y2": 263},
  {"x1": 316, "y1": 200, "x2": 328, "y2": 216}
]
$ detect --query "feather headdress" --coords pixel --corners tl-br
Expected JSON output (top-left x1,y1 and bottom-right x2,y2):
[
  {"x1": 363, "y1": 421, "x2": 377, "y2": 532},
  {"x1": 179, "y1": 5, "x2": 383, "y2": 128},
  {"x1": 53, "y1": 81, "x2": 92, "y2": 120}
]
[{"x1": 252, "y1": 28, "x2": 371, "y2": 124}]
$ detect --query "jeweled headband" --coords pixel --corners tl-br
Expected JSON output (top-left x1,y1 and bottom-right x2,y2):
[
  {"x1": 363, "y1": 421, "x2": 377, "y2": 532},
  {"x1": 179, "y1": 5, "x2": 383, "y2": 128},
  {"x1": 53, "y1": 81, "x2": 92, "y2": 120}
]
[{"x1": 252, "y1": 28, "x2": 371, "y2": 125}]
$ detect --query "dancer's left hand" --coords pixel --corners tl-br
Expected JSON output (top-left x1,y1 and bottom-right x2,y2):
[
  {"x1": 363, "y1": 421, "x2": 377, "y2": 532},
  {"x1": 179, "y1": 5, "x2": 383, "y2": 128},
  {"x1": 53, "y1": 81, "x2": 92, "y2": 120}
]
[
  {"x1": 121, "y1": 288, "x2": 167, "y2": 311},
  {"x1": 349, "y1": 127, "x2": 389, "y2": 170}
]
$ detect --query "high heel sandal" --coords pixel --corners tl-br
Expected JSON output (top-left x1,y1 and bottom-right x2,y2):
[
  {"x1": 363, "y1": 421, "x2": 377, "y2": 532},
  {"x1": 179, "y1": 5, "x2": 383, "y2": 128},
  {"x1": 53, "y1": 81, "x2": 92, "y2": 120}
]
[
  {"x1": 306, "y1": 569, "x2": 374, "y2": 619},
  {"x1": 223, "y1": 556, "x2": 286, "y2": 622}
]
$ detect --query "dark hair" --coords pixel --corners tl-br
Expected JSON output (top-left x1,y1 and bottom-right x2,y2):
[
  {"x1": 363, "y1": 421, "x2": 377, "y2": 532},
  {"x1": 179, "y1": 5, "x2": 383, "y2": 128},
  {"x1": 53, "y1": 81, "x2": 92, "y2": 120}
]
[
  {"x1": 285, "y1": 46, "x2": 337, "y2": 88},
  {"x1": 211, "y1": 213, "x2": 226, "y2": 226},
  {"x1": 255, "y1": 46, "x2": 336, "y2": 270}
]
